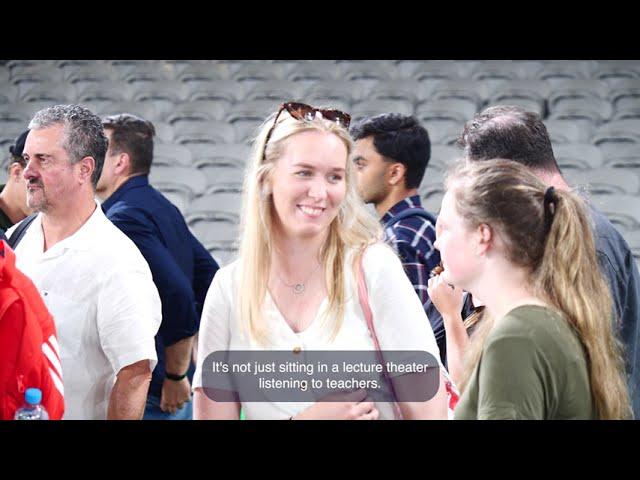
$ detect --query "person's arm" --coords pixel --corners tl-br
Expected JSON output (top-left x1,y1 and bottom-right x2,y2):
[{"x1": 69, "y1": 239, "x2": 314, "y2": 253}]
[
  {"x1": 107, "y1": 360, "x2": 152, "y2": 420},
  {"x1": 193, "y1": 388, "x2": 240, "y2": 420},
  {"x1": 110, "y1": 213, "x2": 201, "y2": 413},
  {"x1": 427, "y1": 273, "x2": 467, "y2": 386},
  {"x1": 394, "y1": 237, "x2": 436, "y2": 307},
  {"x1": 395, "y1": 231, "x2": 446, "y2": 359},
  {"x1": 190, "y1": 232, "x2": 219, "y2": 318},
  {"x1": 396, "y1": 370, "x2": 448, "y2": 420},
  {"x1": 97, "y1": 249, "x2": 162, "y2": 420},
  {"x1": 162, "y1": 336, "x2": 194, "y2": 413}
]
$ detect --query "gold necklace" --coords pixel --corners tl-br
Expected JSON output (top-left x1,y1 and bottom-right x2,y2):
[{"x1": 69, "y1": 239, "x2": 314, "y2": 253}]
[{"x1": 276, "y1": 262, "x2": 322, "y2": 295}]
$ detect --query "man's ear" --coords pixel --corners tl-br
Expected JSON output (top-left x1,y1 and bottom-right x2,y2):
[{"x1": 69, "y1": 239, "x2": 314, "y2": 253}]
[
  {"x1": 388, "y1": 162, "x2": 406, "y2": 187},
  {"x1": 9, "y1": 162, "x2": 23, "y2": 181},
  {"x1": 78, "y1": 156, "x2": 95, "y2": 184},
  {"x1": 113, "y1": 152, "x2": 130, "y2": 176},
  {"x1": 476, "y1": 223, "x2": 493, "y2": 256}
]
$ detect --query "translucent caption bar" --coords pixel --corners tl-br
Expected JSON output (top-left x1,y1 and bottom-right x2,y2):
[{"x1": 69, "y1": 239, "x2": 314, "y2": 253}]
[{"x1": 201, "y1": 350, "x2": 440, "y2": 403}]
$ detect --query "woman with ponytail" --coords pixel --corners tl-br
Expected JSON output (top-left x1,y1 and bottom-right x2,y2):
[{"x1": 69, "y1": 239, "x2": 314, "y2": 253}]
[{"x1": 435, "y1": 158, "x2": 631, "y2": 420}]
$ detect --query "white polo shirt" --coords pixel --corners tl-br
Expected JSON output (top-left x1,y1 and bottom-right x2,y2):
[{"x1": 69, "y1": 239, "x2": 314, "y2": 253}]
[
  {"x1": 193, "y1": 242, "x2": 442, "y2": 420},
  {"x1": 8, "y1": 202, "x2": 162, "y2": 420}
]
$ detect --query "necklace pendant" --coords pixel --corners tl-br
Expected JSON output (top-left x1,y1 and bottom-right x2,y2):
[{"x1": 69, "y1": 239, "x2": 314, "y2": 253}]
[{"x1": 293, "y1": 283, "x2": 305, "y2": 294}]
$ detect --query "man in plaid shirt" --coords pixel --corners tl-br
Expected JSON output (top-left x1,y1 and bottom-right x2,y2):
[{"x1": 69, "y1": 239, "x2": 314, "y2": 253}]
[{"x1": 351, "y1": 114, "x2": 445, "y2": 364}]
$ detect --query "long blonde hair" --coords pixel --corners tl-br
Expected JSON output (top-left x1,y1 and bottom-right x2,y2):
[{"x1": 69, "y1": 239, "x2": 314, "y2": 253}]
[
  {"x1": 450, "y1": 159, "x2": 631, "y2": 419},
  {"x1": 236, "y1": 106, "x2": 382, "y2": 346}
]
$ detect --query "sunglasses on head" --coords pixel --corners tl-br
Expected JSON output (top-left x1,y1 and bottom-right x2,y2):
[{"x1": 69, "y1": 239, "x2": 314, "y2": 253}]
[{"x1": 262, "y1": 101, "x2": 351, "y2": 161}]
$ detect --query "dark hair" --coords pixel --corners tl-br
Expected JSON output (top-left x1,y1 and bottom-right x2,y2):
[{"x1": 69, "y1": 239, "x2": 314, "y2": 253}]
[
  {"x1": 8, "y1": 154, "x2": 26, "y2": 170},
  {"x1": 457, "y1": 105, "x2": 560, "y2": 173},
  {"x1": 350, "y1": 113, "x2": 430, "y2": 189},
  {"x1": 29, "y1": 105, "x2": 108, "y2": 188},
  {"x1": 102, "y1": 113, "x2": 155, "y2": 176},
  {"x1": 9, "y1": 129, "x2": 29, "y2": 168}
]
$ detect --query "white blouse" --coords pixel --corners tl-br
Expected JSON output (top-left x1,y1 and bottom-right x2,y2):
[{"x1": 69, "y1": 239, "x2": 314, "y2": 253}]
[{"x1": 193, "y1": 242, "x2": 441, "y2": 420}]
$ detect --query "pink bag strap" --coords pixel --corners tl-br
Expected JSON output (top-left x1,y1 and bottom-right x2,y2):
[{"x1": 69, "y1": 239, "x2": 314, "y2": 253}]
[
  {"x1": 356, "y1": 248, "x2": 460, "y2": 420},
  {"x1": 355, "y1": 248, "x2": 403, "y2": 420}
]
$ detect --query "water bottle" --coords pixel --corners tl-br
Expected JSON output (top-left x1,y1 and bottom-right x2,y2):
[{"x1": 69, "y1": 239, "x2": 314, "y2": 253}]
[{"x1": 14, "y1": 388, "x2": 49, "y2": 420}]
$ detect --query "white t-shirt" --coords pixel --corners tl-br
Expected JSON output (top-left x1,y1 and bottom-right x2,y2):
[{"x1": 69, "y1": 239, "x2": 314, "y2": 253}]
[
  {"x1": 8, "y1": 203, "x2": 162, "y2": 420},
  {"x1": 193, "y1": 242, "x2": 442, "y2": 420}
]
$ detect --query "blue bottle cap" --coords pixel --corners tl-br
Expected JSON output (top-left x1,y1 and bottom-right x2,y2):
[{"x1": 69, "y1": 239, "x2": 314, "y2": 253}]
[{"x1": 25, "y1": 388, "x2": 42, "y2": 405}]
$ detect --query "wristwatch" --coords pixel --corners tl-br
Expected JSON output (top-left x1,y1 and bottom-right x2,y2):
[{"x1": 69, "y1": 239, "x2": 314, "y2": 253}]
[{"x1": 165, "y1": 370, "x2": 188, "y2": 381}]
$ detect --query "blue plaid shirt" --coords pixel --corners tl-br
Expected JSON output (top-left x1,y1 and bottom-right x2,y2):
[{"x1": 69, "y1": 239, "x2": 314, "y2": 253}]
[
  {"x1": 381, "y1": 195, "x2": 446, "y2": 364},
  {"x1": 381, "y1": 195, "x2": 440, "y2": 307}
]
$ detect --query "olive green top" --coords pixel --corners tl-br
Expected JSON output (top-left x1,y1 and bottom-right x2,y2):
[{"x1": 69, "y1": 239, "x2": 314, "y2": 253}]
[{"x1": 454, "y1": 304, "x2": 595, "y2": 420}]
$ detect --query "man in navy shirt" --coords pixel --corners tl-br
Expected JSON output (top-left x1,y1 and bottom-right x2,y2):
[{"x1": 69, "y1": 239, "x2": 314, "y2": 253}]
[{"x1": 98, "y1": 113, "x2": 219, "y2": 420}]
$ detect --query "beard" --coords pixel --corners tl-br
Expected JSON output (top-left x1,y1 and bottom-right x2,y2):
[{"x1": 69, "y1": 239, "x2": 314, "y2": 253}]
[{"x1": 26, "y1": 184, "x2": 49, "y2": 212}]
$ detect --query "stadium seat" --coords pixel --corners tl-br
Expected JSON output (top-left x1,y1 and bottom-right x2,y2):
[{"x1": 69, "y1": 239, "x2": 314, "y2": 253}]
[
  {"x1": 186, "y1": 192, "x2": 243, "y2": 224},
  {"x1": 564, "y1": 168, "x2": 640, "y2": 195},
  {"x1": 96, "y1": 101, "x2": 158, "y2": 123},
  {"x1": 198, "y1": 164, "x2": 245, "y2": 193},
  {"x1": 164, "y1": 100, "x2": 227, "y2": 124},
  {"x1": 189, "y1": 143, "x2": 251, "y2": 169},
  {"x1": 544, "y1": 119, "x2": 592, "y2": 143},
  {"x1": 486, "y1": 80, "x2": 551, "y2": 116},
  {"x1": 76, "y1": 81, "x2": 132, "y2": 105},
  {"x1": 307, "y1": 80, "x2": 365, "y2": 104},
  {"x1": 548, "y1": 97, "x2": 613, "y2": 126},
  {"x1": 415, "y1": 98, "x2": 478, "y2": 125},
  {"x1": 149, "y1": 165, "x2": 208, "y2": 199},
  {"x1": 19, "y1": 82, "x2": 77, "y2": 104},
  {"x1": 429, "y1": 145, "x2": 462, "y2": 172},
  {"x1": 350, "y1": 99, "x2": 414, "y2": 123},
  {"x1": 604, "y1": 144, "x2": 640, "y2": 169},
  {"x1": 130, "y1": 80, "x2": 188, "y2": 117},
  {"x1": 245, "y1": 80, "x2": 306, "y2": 102},
  {"x1": 122, "y1": 64, "x2": 174, "y2": 84},
  {"x1": 172, "y1": 120, "x2": 235, "y2": 145},
  {"x1": 430, "y1": 79, "x2": 490, "y2": 110},
  {"x1": 153, "y1": 144, "x2": 193, "y2": 167},
  {"x1": 287, "y1": 61, "x2": 338, "y2": 83},
  {"x1": 368, "y1": 79, "x2": 432, "y2": 105},
  {"x1": 589, "y1": 194, "x2": 640, "y2": 234},
  {"x1": 553, "y1": 143, "x2": 605, "y2": 170},
  {"x1": 186, "y1": 79, "x2": 246, "y2": 104},
  {"x1": 591, "y1": 119, "x2": 640, "y2": 156}
]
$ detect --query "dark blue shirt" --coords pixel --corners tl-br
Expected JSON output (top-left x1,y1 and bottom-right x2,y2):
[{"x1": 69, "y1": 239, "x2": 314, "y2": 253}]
[
  {"x1": 590, "y1": 206, "x2": 640, "y2": 418},
  {"x1": 102, "y1": 175, "x2": 219, "y2": 399},
  {"x1": 381, "y1": 195, "x2": 445, "y2": 364}
]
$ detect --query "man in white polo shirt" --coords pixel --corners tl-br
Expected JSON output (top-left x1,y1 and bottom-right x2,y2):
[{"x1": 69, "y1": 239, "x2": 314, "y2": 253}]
[{"x1": 8, "y1": 104, "x2": 161, "y2": 420}]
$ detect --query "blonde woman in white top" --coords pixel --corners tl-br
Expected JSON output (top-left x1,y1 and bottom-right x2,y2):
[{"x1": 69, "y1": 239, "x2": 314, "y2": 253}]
[{"x1": 193, "y1": 102, "x2": 447, "y2": 420}]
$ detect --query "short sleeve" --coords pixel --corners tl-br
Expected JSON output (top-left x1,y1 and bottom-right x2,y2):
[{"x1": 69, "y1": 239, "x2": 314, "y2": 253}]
[
  {"x1": 476, "y1": 334, "x2": 546, "y2": 420},
  {"x1": 361, "y1": 243, "x2": 442, "y2": 368},
  {"x1": 192, "y1": 265, "x2": 233, "y2": 390},
  {"x1": 96, "y1": 262, "x2": 162, "y2": 375}
]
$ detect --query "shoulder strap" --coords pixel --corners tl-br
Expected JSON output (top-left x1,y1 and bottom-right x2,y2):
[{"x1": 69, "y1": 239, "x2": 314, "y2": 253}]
[
  {"x1": 383, "y1": 207, "x2": 437, "y2": 229},
  {"x1": 356, "y1": 247, "x2": 460, "y2": 420},
  {"x1": 355, "y1": 248, "x2": 403, "y2": 420},
  {"x1": 8, "y1": 214, "x2": 37, "y2": 250}
]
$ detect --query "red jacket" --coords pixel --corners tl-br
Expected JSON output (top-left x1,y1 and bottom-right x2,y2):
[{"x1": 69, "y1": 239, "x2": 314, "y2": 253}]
[{"x1": 0, "y1": 240, "x2": 64, "y2": 420}]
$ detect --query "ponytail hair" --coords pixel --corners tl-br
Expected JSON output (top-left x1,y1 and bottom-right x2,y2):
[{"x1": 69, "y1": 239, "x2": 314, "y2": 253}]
[
  {"x1": 448, "y1": 159, "x2": 631, "y2": 419},
  {"x1": 535, "y1": 182, "x2": 631, "y2": 419}
]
